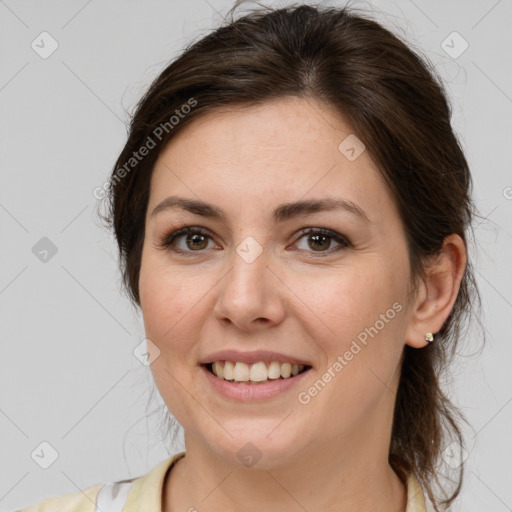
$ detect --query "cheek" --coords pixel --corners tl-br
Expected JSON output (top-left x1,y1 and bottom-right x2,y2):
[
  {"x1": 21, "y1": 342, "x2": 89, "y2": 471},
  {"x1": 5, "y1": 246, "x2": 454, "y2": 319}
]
[
  {"x1": 294, "y1": 261, "x2": 407, "y2": 388},
  {"x1": 293, "y1": 263, "x2": 396, "y2": 337},
  {"x1": 139, "y1": 256, "x2": 191, "y2": 348},
  {"x1": 295, "y1": 268, "x2": 406, "y2": 431},
  {"x1": 139, "y1": 260, "x2": 200, "y2": 418},
  {"x1": 138, "y1": 254, "x2": 219, "y2": 368}
]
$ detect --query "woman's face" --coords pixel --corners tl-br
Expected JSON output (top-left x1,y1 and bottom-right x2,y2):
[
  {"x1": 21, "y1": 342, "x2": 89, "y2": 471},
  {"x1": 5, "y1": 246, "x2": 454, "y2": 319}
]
[{"x1": 139, "y1": 97, "x2": 416, "y2": 467}]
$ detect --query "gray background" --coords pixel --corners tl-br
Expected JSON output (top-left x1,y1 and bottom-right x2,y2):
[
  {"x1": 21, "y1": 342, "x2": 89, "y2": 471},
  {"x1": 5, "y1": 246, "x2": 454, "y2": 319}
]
[{"x1": 1, "y1": 0, "x2": 511, "y2": 510}]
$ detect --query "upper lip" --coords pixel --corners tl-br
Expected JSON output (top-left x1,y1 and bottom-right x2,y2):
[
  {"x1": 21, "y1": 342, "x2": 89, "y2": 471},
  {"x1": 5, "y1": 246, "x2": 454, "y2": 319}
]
[{"x1": 199, "y1": 349, "x2": 313, "y2": 367}]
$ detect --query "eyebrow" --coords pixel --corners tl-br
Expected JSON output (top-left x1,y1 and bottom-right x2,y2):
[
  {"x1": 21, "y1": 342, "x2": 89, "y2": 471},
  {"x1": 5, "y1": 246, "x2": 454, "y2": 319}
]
[{"x1": 151, "y1": 195, "x2": 370, "y2": 223}]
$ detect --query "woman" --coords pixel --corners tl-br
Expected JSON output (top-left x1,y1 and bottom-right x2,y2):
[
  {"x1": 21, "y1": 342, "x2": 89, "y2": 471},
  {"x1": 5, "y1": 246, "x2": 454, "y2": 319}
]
[{"x1": 20, "y1": 2, "x2": 479, "y2": 511}]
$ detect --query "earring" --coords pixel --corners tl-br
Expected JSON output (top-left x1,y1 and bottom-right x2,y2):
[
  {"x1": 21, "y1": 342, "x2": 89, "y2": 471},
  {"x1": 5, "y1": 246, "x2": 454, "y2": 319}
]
[{"x1": 425, "y1": 332, "x2": 435, "y2": 343}]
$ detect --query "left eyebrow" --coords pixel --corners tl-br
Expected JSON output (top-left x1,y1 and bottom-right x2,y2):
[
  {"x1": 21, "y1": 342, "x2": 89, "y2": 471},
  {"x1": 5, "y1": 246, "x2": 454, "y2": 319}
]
[
  {"x1": 273, "y1": 197, "x2": 370, "y2": 223},
  {"x1": 151, "y1": 196, "x2": 371, "y2": 223}
]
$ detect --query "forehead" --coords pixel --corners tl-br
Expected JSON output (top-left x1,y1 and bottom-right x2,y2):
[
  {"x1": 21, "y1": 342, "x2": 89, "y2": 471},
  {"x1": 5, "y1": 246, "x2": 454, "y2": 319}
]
[{"x1": 149, "y1": 97, "x2": 396, "y2": 224}]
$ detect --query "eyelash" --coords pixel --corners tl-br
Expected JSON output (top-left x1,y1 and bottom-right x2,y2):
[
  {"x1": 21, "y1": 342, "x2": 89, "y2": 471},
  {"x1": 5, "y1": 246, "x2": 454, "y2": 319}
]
[{"x1": 156, "y1": 226, "x2": 351, "y2": 257}]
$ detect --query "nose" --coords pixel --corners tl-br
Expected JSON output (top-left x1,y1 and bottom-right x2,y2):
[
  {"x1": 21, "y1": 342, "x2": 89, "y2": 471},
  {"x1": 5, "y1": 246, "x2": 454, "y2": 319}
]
[{"x1": 213, "y1": 240, "x2": 286, "y2": 331}]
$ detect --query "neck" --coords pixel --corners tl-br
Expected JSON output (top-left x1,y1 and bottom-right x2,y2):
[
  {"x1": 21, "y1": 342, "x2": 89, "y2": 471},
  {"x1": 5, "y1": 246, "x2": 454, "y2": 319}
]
[{"x1": 163, "y1": 432, "x2": 407, "y2": 512}]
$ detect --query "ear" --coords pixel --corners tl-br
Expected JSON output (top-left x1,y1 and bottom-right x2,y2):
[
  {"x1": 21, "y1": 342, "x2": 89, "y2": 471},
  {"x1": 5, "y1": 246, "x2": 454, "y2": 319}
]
[{"x1": 405, "y1": 234, "x2": 467, "y2": 348}]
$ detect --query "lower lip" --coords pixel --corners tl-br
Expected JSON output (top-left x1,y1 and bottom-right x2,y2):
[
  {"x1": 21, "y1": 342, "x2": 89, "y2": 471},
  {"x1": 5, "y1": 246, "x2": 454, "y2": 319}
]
[{"x1": 200, "y1": 364, "x2": 312, "y2": 401}]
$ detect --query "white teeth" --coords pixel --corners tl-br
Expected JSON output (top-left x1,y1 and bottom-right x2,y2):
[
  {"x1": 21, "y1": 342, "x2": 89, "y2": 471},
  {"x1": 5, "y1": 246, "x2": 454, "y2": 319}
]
[
  {"x1": 223, "y1": 361, "x2": 235, "y2": 380},
  {"x1": 267, "y1": 361, "x2": 281, "y2": 379},
  {"x1": 233, "y1": 361, "x2": 250, "y2": 381},
  {"x1": 209, "y1": 361, "x2": 308, "y2": 383},
  {"x1": 280, "y1": 363, "x2": 291, "y2": 378},
  {"x1": 249, "y1": 362, "x2": 268, "y2": 382},
  {"x1": 212, "y1": 361, "x2": 224, "y2": 378}
]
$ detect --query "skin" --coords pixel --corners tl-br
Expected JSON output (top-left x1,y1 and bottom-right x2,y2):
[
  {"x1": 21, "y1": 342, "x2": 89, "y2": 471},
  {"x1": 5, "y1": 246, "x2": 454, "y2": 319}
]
[{"x1": 138, "y1": 96, "x2": 467, "y2": 511}]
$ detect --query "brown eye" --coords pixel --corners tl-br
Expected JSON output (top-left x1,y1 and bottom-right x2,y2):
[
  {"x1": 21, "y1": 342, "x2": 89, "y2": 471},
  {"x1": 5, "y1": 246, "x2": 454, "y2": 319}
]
[
  {"x1": 293, "y1": 228, "x2": 350, "y2": 255},
  {"x1": 307, "y1": 233, "x2": 331, "y2": 251},
  {"x1": 186, "y1": 233, "x2": 208, "y2": 250},
  {"x1": 159, "y1": 227, "x2": 216, "y2": 254}
]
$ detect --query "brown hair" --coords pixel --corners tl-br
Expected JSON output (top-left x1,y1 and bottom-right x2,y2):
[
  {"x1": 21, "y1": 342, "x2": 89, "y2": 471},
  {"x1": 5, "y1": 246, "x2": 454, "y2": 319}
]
[{"x1": 99, "y1": 2, "x2": 483, "y2": 509}]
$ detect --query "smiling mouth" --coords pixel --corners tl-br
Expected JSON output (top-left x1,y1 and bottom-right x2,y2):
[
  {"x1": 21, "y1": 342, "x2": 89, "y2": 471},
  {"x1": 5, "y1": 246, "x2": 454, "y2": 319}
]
[{"x1": 203, "y1": 361, "x2": 312, "y2": 384}]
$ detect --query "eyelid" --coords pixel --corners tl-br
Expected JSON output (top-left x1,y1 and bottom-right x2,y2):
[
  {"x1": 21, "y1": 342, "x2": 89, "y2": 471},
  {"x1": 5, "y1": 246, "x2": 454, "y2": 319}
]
[
  {"x1": 155, "y1": 225, "x2": 217, "y2": 253},
  {"x1": 290, "y1": 227, "x2": 350, "y2": 255}
]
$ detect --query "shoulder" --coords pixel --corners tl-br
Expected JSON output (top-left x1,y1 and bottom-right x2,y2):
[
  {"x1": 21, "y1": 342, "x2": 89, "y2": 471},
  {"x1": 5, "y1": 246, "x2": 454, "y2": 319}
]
[
  {"x1": 17, "y1": 452, "x2": 186, "y2": 512},
  {"x1": 405, "y1": 470, "x2": 437, "y2": 512},
  {"x1": 17, "y1": 482, "x2": 103, "y2": 512}
]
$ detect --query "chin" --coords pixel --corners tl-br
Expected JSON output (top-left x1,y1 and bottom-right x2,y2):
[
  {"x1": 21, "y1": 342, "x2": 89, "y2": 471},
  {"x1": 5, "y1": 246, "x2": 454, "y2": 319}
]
[{"x1": 203, "y1": 425, "x2": 309, "y2": 470}]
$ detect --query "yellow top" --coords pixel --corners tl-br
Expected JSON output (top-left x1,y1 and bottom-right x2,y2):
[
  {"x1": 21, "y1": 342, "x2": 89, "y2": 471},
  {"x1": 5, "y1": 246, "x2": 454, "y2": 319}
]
[{"x1": 19, "y1": 451, "x2": 428, "y2": 511}]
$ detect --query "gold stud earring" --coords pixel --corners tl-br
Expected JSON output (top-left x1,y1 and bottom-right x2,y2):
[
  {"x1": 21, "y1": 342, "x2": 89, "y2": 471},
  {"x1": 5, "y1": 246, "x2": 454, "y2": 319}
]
[{"x1": 425, "y1": 332, "x2": 435, "y2": 343}]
